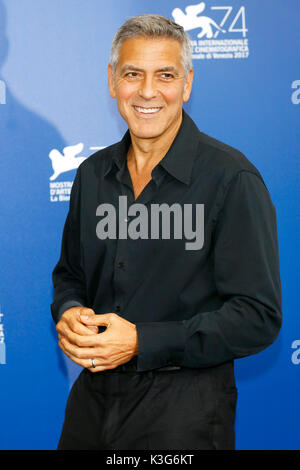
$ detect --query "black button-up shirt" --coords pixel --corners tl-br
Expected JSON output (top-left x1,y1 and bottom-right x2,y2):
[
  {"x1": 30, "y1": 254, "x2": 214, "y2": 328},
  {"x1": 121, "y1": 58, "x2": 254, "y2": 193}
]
[{"x1": 51, "y1": 110, "x2": 282, "y2": 372}]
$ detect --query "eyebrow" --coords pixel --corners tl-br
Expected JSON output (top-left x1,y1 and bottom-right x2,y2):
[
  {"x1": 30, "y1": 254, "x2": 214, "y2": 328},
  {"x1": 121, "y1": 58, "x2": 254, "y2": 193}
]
[{"x1": 119, "y1": 64, "x2": 180, "y2": 76}]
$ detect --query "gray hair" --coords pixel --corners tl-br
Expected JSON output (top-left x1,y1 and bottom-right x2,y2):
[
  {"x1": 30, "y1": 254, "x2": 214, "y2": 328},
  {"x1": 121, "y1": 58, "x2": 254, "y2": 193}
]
[{"x1": 109, "y1": 14, "x2": 193, "y2": 78}]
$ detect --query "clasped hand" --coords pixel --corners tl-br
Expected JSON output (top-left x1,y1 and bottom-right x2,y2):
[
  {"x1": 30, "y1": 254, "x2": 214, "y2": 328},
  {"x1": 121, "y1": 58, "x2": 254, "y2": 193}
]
[{"x1": 56, "y1": 307, "x2": 138, "y2": 372}]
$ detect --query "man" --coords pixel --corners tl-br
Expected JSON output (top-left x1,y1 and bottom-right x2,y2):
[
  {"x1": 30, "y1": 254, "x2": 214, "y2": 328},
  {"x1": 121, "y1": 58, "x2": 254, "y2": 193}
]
[{"x1": 51, "y1": 14, "x2": 282, "y2": 450}]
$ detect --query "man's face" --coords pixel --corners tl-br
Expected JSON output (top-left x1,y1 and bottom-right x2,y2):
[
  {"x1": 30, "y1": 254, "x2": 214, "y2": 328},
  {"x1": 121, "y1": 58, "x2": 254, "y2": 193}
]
[{"x1": 108, "y1": 36, "x2": 193, "y2": 141}]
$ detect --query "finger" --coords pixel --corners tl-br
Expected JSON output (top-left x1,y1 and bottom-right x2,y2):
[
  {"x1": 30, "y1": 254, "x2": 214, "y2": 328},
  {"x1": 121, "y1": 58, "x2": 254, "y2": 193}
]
[
  {"x1": 87, "y1": 325, "x2": 99, "y2": 333},
  {"x1": 80, "y1": 313, "x2": 113, "y2": 326},
  {"x1": 60, "y1": 346, "x2": 94, "y2": 369},
  {"x1": 64, "y1": 329, "x2": 103, "y2": 348},
  {"x1": 61, "y1": 323, "x2": 99, "y2": 335},
  {"x1": 57, "y1": 307, "x2": 98, "y2": 336},
  {"x1": 59, "y1": 337, "x2": 105, "y2": 361},
  {"x1": 87, "y1": 361, "x2": 119, "y2": 373},
  {"x1": 58, "y1": 324, "x2": 95, "y2": 347},
  {"x1": 57, "y1": 318, "x2": 95, "y2": 337},
  {"x1": 57, "y1": 323, "x2": 74, "y2": 340},
  {"x1": 59, "y1": 338, "x2": 95, "y2": 359},
  {"x1": 60, "y1": 343, "x2": 111, "y2": 372},
  {"x1": 67, "y1": 317, "x2": 98, "y2": 336}
]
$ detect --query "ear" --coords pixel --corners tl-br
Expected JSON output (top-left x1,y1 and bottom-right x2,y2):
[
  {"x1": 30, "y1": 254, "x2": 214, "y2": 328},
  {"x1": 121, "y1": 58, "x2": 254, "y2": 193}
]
[
  {"x1": 183, "y1": 68, "x2": 194, "y2": 102},
  {"x1": 107, "y1": 64, "x2": 116, "y2": 98}
]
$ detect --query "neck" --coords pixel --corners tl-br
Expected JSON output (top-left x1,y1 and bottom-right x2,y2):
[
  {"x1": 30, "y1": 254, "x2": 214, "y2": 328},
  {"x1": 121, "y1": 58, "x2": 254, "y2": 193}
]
[{"x1": 127, "y1": 112, "x2": 183, "y2": 174}]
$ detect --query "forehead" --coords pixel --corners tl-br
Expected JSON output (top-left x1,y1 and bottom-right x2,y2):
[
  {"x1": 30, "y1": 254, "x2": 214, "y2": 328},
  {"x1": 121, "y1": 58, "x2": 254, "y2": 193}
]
[{"x1": 117, "y1": 36, "x2": 183, "y2": 70}]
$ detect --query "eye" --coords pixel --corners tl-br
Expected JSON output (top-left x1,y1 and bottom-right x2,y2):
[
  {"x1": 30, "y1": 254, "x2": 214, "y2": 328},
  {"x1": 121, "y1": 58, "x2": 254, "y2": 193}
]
[
  {"x1": 160, "y1": 73, "x2": 174, "y2": 80},
  {"x1": 125, "y1": 72, "x2": 141, "y2": 79}
]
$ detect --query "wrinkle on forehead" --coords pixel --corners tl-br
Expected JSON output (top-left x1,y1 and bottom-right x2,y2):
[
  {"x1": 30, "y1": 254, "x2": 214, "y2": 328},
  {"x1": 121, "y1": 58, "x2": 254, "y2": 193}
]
[{"x1": 116, "y1": 37, "x2": 184, "y2": 73}]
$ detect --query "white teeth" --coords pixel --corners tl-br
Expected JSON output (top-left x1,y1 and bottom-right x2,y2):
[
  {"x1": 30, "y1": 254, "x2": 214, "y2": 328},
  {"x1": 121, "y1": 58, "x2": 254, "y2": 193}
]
[{"x1": 134, "y1": 106, "x2": 161, "y2": 114}]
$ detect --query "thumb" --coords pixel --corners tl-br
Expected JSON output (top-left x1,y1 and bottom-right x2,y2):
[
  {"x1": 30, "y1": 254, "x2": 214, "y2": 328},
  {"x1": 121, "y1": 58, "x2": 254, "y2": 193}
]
[
  {"x1": 79, "y1": 308, "x2": 98, "y2": 332},
  {"x1": 80, "y1": 312, "x2": 112, "y2": 327},
  {"x1": 87, "y1": 325, "x2": 99, "y2": 333}
]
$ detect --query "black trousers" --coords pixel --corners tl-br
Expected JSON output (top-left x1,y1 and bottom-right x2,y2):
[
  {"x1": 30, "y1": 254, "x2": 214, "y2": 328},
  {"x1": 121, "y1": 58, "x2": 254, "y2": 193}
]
[{"x1": 57, "y1": 361, "x2": 237, "y2": 450}]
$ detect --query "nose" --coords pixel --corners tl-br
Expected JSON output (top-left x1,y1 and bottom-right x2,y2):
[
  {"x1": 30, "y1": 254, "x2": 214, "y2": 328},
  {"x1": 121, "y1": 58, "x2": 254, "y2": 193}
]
[{"x1": 138, "y1": 74, "x2": 158, "y2": 100}]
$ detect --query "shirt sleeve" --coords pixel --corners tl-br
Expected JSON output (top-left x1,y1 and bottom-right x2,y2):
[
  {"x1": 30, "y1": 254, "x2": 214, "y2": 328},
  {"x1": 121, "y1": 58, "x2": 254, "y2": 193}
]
[
  {"x1": 135, "y1": 170, "x2": 282, "y2": 371},
  {"x1": 51, "y1": 168, "x2": 87, "y2": 324}
]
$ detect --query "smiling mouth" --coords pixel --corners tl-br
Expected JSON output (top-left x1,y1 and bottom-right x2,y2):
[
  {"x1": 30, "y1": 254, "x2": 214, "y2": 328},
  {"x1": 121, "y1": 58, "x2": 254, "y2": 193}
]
[{"x1": 133, "y1": 106, "x2": 162, "y2": 115}]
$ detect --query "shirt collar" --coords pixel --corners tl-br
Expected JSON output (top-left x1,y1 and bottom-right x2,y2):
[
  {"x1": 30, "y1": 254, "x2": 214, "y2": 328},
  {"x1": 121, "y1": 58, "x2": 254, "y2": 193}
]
[{"x1": 105, "y1": 109, "x2": 201, "y2": 185}]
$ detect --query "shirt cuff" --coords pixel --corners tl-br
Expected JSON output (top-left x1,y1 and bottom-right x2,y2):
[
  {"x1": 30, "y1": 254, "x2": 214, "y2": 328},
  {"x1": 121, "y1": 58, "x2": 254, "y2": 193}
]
[{"x1": 135, "y1": 321, "x2": 186, "y2": 372}]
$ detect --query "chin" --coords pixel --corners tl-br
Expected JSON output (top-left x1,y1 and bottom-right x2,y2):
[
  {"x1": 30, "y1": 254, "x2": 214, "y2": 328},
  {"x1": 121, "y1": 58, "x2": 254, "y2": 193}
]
[
  {"x1": 130, "y1": 121, "x2": 167, "y2": 140},
  {"x1": 131, "y1": 128, "x2": 164, "y2": 140}
]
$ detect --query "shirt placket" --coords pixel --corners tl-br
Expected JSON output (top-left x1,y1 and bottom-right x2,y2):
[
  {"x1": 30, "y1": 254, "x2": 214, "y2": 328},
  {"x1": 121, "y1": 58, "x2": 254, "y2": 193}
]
[{"x1": 112, "y1": 162, "x2": 163, "y2": 316}]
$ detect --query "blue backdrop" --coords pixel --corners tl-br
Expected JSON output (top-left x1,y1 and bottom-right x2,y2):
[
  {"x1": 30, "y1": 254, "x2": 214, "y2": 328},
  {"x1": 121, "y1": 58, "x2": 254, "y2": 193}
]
[{"x1": 0, "y1": 0, "x2": 299, "y2": 450}]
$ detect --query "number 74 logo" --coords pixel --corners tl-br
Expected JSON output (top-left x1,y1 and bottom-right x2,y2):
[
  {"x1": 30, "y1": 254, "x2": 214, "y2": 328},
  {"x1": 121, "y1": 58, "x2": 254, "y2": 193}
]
[
  {"x1": 212, "y1": 6, "x2": 248, "y2": 38},
  {"x1": 172, "y1": 4, "x2": 248, "y2": 39}
]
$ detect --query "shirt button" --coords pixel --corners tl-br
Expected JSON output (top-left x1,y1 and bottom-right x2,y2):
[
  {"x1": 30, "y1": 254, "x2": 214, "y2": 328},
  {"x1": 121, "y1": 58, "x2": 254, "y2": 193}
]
[
  {"x1": 115, "y1": 305, "x2": 120, "y2": 313},
  {"x1": 117, "y1": 261, "x2": 124, "y2": 269},
  {"x1": 124, "y1": 218, "x2": 129, "y2": 222}
]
